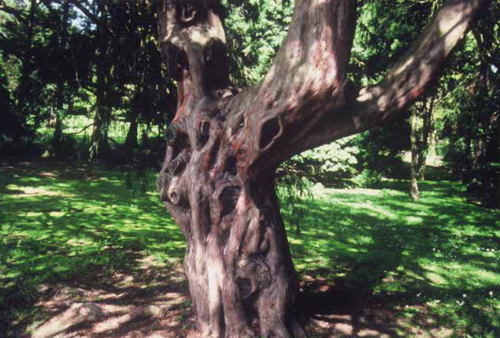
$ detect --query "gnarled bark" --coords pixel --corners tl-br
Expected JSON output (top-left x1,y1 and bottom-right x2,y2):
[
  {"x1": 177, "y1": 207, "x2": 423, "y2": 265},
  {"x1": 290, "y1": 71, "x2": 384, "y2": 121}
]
[{"x1": 155, "y1": 0, "x2": 487, "y2": 336}]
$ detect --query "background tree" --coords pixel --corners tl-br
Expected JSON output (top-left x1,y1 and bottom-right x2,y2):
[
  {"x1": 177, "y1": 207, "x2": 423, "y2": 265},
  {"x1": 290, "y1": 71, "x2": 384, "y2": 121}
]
[
  {"x1": 0, "y1": 0, "x2": 42, "y2": 140},
  {"x1": 155, "y1": 0, "x2": 489, "y2": 337},
  {"x1": 410, "y1": 95, "x2": 435, "y2": 200}
]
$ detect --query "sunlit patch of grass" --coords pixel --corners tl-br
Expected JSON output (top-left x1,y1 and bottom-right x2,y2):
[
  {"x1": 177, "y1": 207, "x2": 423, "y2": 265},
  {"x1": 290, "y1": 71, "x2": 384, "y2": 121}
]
[
  {"x1": 283, "y1": 179, "x2": 500, "y2": 336},
  {"x1": 1, "y1": 161, "x2": 499, "y2": 336},
  {"x1": 0, "y1": 160, "x2": 185, "y2": 337},
  {"x1": 4, "y1": 184, "x2": 74, "y2": 198}
]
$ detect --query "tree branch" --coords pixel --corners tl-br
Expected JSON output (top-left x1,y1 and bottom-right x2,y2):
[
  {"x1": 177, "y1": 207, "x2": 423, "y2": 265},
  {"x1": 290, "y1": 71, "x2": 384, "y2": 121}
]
[
  {"x1": 257, "y1": 0, "x2": 356, "y2": 106},
  {"x1": 236, "y1": 0, "x2": 488, "y2": 172},
  {"x1": 69, "y1": 0, "x2": 114, "y2": 36},
  {"x1": 350, "y1": 0, "x2": 488, "y2": 133},
  {"x1": 230, "y1": 0, "x2": 357, "y2": 171},
  {"x1": 67, "y1": 123, "x2": 94, "y2": 135},
  {"x1": 0, "y1": 2, "x2": 28, "y2": 24}
]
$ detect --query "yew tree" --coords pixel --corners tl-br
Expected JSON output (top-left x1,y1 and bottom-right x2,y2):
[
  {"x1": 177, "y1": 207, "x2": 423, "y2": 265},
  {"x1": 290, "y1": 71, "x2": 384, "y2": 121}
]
[{"x1": 155, "y1": 0, "x2": 488, "y2": 337}]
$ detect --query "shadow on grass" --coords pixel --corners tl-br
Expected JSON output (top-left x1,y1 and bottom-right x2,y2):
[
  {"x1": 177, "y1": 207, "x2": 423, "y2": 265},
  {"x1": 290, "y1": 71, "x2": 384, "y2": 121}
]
[
  {"x1": 287, "y1": 181, "x2": 499, "y2": 336},
  {"x1": 0, "y1": 158, "x2": 186, "y2": 337},
  {"x1": 1, "y1": 159, "x2": 498, "y2": 337}
]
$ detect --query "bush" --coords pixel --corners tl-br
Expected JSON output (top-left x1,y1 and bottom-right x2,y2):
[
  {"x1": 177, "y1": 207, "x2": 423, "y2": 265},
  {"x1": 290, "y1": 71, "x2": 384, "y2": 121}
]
[{"x1": 353, "y1": 169, "x2": 383, "y2": 188}]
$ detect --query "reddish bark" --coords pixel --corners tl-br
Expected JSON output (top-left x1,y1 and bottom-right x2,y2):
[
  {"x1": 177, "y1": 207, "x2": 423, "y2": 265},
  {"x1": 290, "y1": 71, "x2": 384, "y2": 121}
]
[{"x1": 155, "y1": 0, "x2": 487, "y2": 336}]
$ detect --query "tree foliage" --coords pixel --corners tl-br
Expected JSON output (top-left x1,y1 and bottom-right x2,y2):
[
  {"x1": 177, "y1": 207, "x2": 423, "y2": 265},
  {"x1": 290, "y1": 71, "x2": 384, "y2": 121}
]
[{"x1": 0, "y1": 0, "x2": 497, "y2": 208}]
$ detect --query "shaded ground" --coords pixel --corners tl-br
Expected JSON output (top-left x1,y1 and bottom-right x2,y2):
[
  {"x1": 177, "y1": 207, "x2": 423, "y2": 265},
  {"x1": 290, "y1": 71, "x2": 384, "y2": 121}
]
[
  {"x1": 30, "y1": 257, "x2": 193, "y2": 338},
  {"x1": 1, "y1": 159, "x2": 498, "y2": 337}
]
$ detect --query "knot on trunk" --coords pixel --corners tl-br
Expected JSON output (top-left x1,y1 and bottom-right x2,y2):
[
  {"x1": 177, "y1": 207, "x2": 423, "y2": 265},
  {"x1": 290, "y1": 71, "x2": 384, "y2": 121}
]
[
  {"x1": 259, "y1": 117, "x2": 283, "y2": 151},
  {"x1": 236, "y1": 258, "x2": 272, "y2": 299},
  {"x1": 157, "y1": 175, "x2": 189, "y2": 207},
  {"x1": 217, "y1": 183, "x2": 241, "y2": 218}
]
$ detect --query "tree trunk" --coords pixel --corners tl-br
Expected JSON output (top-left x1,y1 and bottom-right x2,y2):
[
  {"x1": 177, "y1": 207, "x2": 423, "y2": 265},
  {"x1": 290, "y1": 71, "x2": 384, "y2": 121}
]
[
  {"x1": 51, "y1": 0, "x2": 70, "y2": 146},
  {"x1": 90, "y1": 3, "x2": 111, "y2": 160},
  {"x1": 91, "y1": 92, "x2": 111, "y2": 159},
  {"x1": 158, "y1": 162, "x2": 300, "y2": 337},
  {"x1": 52, "y1": 82, "x2": 64, "y2": 145},
  {"x1": 410, "y1": 108, "x2": 420, "y2": 201},
  {"x1": 125, "y1": 114, "x2": 139, "y2": 150},
  {"x1": 14, "y1": 0, "x2": 38, "y2": 133},
  {"x1": 155, "y1": 0, "x2": 487, "y2": 336},
  {"x1": 418, "y1": 97, "x2": 434, "y2": 180}
]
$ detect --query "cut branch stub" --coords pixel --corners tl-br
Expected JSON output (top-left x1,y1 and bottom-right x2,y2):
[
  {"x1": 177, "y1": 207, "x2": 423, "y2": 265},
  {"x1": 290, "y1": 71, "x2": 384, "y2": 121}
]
[
  {"x1": 157, "y1": 0, "x2": 230, "y2": 98},
  {"x1": 259, "y1": 117, "x2": 283, "y2": 151},
  {"x1": 219, "y1": 185, "x2": 241, "y2": 217}
]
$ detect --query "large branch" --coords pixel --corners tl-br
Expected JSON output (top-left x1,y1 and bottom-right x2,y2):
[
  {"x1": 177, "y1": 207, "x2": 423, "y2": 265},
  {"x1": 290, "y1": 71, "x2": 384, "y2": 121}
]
[
  {"x1": 257, "y1": 0, "x2": 356, "y2": 106},
  {"x1": 228, "y1": 0, "x2": 357, "y2": 171},
  {"x1": 350, "y1": 0, "x2": 488, "y2": 132},
  {"x1": 235, "y1": 0, "x2": 488, "y2": 172}
]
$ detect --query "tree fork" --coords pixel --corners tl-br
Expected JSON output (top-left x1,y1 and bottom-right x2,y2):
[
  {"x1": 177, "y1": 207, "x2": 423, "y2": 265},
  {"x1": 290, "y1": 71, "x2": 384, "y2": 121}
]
[{"x1": 156, "y1": 0, "x2": 488, "y2": 337}]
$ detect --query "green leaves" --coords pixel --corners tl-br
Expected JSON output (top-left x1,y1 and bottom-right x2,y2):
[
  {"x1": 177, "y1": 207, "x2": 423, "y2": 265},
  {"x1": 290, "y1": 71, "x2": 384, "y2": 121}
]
[{"x1": 223, "y1": 0, "x2": 293, "y2": 85}]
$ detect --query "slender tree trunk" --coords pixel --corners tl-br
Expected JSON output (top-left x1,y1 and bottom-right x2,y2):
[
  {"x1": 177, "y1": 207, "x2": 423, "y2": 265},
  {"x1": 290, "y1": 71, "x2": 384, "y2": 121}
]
[
  {"x1": 410, "y1": 108, "x2": 420, "y2": 201},
  {"x1": 125, "y1": 114, "x2": 139, "y2": 150},
  {"x1": 90, "y1": 3, "x2": 111, "y2": 160},
  {"x1": 15, "y1": 0, "x2": 38, "y2": 133},
  {"x1": 52, "y1": 82, "x2": 64, "y2": 144},
  {"x1": 52, "y1": 0, "x2": 70, "y2": 146},
  {"x1": 155, "y1": 0, "x2": 487, "y2": 336},
  {"x1": 417, "y1": 96, "x2": 434, "y2": 180},
  {"x1": 91, "y1": 85, "x2": 111, "y2": 159}
]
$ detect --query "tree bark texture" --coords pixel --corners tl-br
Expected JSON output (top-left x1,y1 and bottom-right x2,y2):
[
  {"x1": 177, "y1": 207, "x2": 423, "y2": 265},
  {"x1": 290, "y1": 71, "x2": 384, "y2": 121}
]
[{"x1": 155, "y1": 0, "x2": 487, "y2": 336}]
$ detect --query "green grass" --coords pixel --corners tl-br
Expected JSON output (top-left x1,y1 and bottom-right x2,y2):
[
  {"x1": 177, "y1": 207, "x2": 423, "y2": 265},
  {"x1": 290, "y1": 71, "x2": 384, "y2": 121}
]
[
  {"x1": 1, "y1": 160, "x2": 499, "y2": 337},
  {"x1": 0, "y1": 160, "x2": 184, "y2": 336},
  {"x1": 282, "y1": 180, "x2": 499, "y2": 337}
]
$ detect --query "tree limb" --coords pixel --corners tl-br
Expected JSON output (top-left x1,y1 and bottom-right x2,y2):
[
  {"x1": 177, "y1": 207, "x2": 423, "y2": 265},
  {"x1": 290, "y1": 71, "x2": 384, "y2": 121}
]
[
  {"x1": 229, "y1": 0, "x2": 357, "y2": 170},
  {"x1": 67, "y1": 123, "x2": 94, "y2": 135},
  {"x1": 0, "y1": 2, "x2": 28, "y2": 24},
  {"x1": 350, "y1": 0, "x2": 488, "y2": 133},
  {"x1": 69, "y1": 0, "x2": 115, "y2": 36},
  {"x1": 237, "y1": 0, "x2": 488, "y2": 171}
]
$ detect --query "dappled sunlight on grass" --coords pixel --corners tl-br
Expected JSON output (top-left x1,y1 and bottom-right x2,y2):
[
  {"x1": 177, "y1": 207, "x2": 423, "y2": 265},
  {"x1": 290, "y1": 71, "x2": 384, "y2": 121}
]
[
  {"x1": 0, "y1": 159, "x2": 186, "y2": 336},
  {"x1": 283, "y1": 179, "x2": 499, "y2": 336},
  {"x1": 1, "y1": 159, "x2": 499, "y2": 337}
]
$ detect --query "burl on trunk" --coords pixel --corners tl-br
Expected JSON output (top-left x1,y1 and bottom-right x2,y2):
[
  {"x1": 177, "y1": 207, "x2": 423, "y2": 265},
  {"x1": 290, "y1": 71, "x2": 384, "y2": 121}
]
[{"x1": 155, "y1": 0, "x2": 486, "y2": 337}]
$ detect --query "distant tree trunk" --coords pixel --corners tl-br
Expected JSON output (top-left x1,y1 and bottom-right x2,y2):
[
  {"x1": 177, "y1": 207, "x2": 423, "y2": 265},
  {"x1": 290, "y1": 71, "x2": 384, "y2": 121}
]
[
  {"x1": 52, "y1": 82, "x2": 64, "y2": 144},
  {"x1": 155, "y1": 0, "x2": 486, "y2": 336},
  {"x1": 125, "y1": 113, "x2": 139, "y2": 150},
  {"x1": 471, "y1": 27, "x2": 490, "y2": 172},
  {"x1": 411, "y1": 108, "x2": 420, "y2": 201},
  {"x1": 91, "y1": 65, "x2": 112, "y2": 158},
  {"x1": 51, "y1": 0, "x2": 70, "y2": 146},
  {"x1": 90, "y1": 3, "x2": 112, "y2": 160},
  {"x1": 418, "y1": 96, "x2": 434, "y2": 180},
  {"x1": 410, "y1": 95, "x2": 434, "y2": 198},
  {"x1": 91, "y1": 97, "x2": 111, "y2": 159},
  {"x1": 14, "y1": 0, "x2": 38, "y2": 136},
  {"x1": 125, "y1": 84, "x2": 147, "y2": 152}
]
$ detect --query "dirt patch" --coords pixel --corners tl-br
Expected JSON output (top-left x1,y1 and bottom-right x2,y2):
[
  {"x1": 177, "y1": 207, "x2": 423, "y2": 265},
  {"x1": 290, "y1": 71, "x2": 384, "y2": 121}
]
[
  {"x1": 29, "y1": 257, "x2": 194, "y2": 338},
  {"x1": 28, "y1": 269, "x2": 447, "y2": 338},
  {"x1": 0, "y1": 159, "x2": 102, "y2": 181}
]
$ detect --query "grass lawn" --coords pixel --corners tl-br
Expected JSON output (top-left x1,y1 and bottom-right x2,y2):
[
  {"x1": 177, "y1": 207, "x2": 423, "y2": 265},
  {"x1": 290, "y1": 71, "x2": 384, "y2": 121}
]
[{"x1": 0, "y1": 159, "x2": 498, "y2": 337}]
